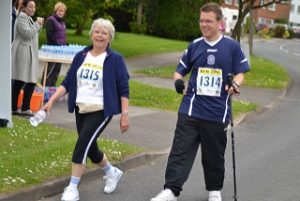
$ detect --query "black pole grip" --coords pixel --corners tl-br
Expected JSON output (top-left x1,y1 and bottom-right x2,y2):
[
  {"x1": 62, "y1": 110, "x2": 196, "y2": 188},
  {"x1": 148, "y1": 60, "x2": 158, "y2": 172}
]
[{"x1": 227, "y1": 73, "x2": 234, "y2": 88}]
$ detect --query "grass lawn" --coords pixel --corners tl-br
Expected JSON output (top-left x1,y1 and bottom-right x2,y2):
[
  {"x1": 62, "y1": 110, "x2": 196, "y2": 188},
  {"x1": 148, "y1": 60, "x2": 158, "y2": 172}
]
[
  {"x1": 39, "y1": 29, "x2": 188, "y2": 58},
  {"x1": 130, "y1": 80, "x2": 256, "y2": 118},
  {"x1": 244, "y1": 55, "x2": 290, "y2": 88},
  {"x1": 133, "y1": 55, "x2": 290, "y2": 89},
  {"x1": 0, "y1": 116, "x2": 143, "y2": 194}
]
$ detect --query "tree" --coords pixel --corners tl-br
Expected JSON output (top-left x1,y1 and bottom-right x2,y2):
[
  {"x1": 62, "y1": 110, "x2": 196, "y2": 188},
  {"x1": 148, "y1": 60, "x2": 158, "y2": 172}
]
[
  {"x1": 137, "y1": 0, "x2": 147, "y2": 25},
  {"x1": 63, "y1": 0, "x2": 105, "y2": 35},
  {"x1": 147, "y1": 0, "x2": 214, "y2": 40},
  {"x1": 232, "y1": 0, "x2": 290, "y2": 42},
  {"x1": 128, "y1": 0, "x2": 148, "y2": 33},
  {"x1": 36, "y1": 0, "x2": 126, "y2": 35}
]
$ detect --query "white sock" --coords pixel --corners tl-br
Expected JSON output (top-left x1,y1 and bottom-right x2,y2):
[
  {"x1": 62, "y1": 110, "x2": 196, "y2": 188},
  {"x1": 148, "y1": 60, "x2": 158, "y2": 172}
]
[
  {"x1": 103, "y1": 163, "x2": 114, "y2": 175},
  {"x1": 69, "y1": 176, "x2": 80, "y2": 189},
  {"x1": 209, "y1": 191, "x2": 221, "y2": 195}
]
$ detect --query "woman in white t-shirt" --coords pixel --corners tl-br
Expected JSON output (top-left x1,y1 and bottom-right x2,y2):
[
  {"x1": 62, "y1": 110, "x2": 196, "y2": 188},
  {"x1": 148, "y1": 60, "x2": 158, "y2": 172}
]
[{"x1": 43, "y1": 18, "x2": 130, "y2": 201}]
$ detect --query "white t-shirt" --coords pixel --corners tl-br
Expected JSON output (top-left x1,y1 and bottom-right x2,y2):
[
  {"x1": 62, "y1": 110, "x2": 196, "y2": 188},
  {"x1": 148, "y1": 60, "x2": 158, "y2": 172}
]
[{"x1": 76, "y1": 51, "x2": 106, "y2": 107}]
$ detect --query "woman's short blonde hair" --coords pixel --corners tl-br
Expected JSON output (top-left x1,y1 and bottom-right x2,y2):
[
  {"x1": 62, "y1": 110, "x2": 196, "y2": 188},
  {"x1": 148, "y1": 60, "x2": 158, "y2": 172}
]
[
  {"x1": 89, "y1": 18, "x2": 115, "y2": 42},
  {"x1": 54, "y1": 2, "x2": 67, "y2": 12}
]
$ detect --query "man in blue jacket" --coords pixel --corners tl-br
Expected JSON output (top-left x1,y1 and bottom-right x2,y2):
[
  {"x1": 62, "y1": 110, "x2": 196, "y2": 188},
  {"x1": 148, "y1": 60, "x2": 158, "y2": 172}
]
[{"x1": 151, "y1": 3, "x2": 250, "y2": 201}]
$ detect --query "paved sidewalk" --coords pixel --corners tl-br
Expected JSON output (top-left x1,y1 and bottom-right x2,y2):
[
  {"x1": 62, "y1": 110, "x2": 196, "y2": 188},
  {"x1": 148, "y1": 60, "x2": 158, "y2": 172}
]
[{"x1": 0, "y1": 51, "x2": 285, "y2": 201}]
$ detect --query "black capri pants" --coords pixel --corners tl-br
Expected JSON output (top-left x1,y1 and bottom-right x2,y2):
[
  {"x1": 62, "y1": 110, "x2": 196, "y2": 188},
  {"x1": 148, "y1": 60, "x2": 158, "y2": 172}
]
[{"x1": 73, "y1": 107, "x2": 112, "y2": 164}]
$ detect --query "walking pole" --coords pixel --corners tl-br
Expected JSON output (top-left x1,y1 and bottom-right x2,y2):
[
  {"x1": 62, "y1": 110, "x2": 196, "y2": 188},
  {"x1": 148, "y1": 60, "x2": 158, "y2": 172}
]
[{"x1": 227, "y1": 73, "x2": 238, "y2": 201}]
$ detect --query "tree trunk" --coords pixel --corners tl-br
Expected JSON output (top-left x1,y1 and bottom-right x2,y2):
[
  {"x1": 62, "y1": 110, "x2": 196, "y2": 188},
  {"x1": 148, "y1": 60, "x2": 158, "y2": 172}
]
[
  {"x1": 232, "y1": 21, "x2": 242, "y2": 42},
  {"x1": 75, "y1": 25, "x2": 83, "y2": 35},
  {"x1": 249, "y1": 9, "x2": 254, "y2": 55},
  {"x1": 137, "y1": 0, "x2": 145, "y2": 25}
]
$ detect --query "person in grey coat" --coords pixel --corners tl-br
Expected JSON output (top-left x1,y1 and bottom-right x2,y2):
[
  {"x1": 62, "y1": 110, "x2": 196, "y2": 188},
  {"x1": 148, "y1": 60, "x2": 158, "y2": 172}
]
[{"x1": 11, "y1": 0, "x2": 44, "y2": 115}]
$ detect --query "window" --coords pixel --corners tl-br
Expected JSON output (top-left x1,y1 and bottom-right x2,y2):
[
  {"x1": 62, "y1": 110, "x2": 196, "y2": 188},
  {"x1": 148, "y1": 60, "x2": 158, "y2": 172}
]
[
  {"x1": 291, "y1": 4, "x2": 295, "y2": 13},
  {"x1": 260, "y1": 0, "x2": 276, "y2": 11},
  {"x1": 267, "y1": 19, "x2": 274, "y2": 24},
  {"x1": 268, "y1": 3, "x2": 276, "y2": 11},
  {"x1": 258, "y1": 17, "x2": 267, "y2": 24},
  {"x1": 298, "y1": 6, "x2": 300, "y2": 14},
  {"x1": 258, "y1": 17, "x2": 273, "y2": 25},
  {"x1": 225, "y1": 0, "x2": 232, "y2": 5}
]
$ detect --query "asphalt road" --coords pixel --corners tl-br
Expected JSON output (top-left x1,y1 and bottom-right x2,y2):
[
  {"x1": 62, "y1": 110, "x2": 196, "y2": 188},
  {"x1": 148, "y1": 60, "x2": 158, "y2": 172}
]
[
  {"x1": 233, "y1": 38, "x2": 300, "y2": 201},
  {"x1": 39, "y1": 38, "x2": 300, "y2": 201}
]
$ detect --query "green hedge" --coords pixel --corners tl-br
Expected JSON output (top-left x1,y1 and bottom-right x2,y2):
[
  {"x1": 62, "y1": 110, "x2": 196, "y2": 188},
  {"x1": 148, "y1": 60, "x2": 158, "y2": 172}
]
[{"x1": 146, "y1": 0, "x2": 210, "y2": 41}]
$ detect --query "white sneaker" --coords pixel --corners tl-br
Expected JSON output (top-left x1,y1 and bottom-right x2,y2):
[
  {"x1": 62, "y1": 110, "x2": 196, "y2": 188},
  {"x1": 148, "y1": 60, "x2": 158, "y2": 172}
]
[
  {"x1": 150, "y1": 189, "x2": 178, "y2": 201},
  {"x1": 208, "y1": 191, "x2": 222, "y2": 201},
  {"x1": 61, "y1": 186, "x2": 79, "y2": 201},
  {"x1": 104, "y1": 167, "x2": 123, "y2": 193}
]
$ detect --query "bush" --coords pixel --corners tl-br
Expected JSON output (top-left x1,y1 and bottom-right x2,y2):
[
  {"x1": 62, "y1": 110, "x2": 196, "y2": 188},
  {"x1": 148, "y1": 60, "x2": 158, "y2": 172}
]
[
  {"x1": 258, "y1": 26, "x2": 270, "y2": 38},
  {"x1": 288, "y1": 29, "x2": 295, "y2": 38},
  {"x1": 273, "y1": 25, "x2": 286, "y2": 38},
  {"x1": 283, "y1": 30, "x2": 290, "y2": 39},
  {"x1": 129, "y1": 22, "x2": 147, "y2": 34},
  {"x1": 146, "y1": 0, "x2": 203, "y2": 41}
]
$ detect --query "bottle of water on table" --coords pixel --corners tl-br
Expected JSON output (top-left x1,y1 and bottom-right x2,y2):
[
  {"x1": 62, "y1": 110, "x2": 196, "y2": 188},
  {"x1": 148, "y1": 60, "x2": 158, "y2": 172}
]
[{"x1": 29, "y1": 110, "x2": 47, "y2": 127}]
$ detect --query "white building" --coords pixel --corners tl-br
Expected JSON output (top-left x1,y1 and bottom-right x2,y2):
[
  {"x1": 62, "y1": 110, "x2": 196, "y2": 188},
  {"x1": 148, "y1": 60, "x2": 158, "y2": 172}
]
[
  {"x1": 289, "y1": 0, "x2": 300, "y2": 31},
  {"x1": 221, "y1": 7, "x2": 239, "y2": 33}
]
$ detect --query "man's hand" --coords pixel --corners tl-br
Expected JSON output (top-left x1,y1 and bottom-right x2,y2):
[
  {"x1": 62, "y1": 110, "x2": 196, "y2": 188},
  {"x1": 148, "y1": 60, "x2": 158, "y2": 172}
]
[
  {"x1": 225, "y1": 80, "x2": 240, "y2": 95},
  {"x1": 174, "y1": 79, "x2": 185, "y2": 94}
]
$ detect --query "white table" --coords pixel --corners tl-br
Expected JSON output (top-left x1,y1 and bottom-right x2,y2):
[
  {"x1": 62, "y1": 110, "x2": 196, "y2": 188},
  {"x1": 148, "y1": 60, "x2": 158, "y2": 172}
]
[{"x1": 39, "y1": 56, "x2": 73, "y2": 105}]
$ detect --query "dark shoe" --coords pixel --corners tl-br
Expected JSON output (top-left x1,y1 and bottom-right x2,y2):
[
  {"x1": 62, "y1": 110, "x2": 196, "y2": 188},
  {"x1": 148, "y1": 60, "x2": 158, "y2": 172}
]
[
  {"x1": 21, "y1": 110, "x2": 34, "y2": 116},
  {"x1": 12, "y1": 109, "x2": 21, "y2": 115}
]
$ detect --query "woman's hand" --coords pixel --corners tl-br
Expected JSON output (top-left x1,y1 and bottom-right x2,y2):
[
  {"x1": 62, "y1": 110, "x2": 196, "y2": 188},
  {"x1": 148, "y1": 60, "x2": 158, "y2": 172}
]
[
  {"x1": 42, "y1": 100, "x2": 54, "y2": 115},
  {"x1": 120, "y1": 112, "x2": 129, "y2": 133}
]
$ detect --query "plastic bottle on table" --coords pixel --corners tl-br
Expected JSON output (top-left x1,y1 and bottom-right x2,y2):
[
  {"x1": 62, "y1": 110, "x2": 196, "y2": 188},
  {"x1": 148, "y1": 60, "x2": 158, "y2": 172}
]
[{"x1": 29, "y1": 110, "x2": 47, "y2": 127}]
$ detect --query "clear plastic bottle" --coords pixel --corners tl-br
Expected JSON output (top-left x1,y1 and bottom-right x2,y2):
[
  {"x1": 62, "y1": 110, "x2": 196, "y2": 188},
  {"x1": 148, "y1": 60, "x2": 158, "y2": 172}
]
[{"x1": 29, "y1": 110, "x2": 47, "y2": 127}]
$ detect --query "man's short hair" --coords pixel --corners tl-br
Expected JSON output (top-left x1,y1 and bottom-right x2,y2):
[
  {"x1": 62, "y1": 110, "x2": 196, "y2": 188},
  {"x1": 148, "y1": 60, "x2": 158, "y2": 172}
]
[{"x1": 200, "y1": 2, "x2": 223, "y2": 21}]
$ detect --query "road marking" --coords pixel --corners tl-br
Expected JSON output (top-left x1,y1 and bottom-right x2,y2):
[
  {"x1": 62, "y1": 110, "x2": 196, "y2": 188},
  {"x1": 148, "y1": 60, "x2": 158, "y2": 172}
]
[
  {"x1": 292, "y1": 52, "x2": 300, "y2": 57},
  {"x1": 280, "y1": 45, "x2": 289, "y2": 53},
  {"x1": 280, "y1": 45, "x2": 300, "y2": 56},
  {"x1": 280, "y1": 45, "x2": 284, "y2": 51}
]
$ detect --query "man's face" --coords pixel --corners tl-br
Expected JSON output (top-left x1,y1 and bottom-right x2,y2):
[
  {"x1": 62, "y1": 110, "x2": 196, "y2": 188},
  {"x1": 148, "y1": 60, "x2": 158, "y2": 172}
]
[{"x1": 199, "y1": 11, "x2": 221, "y2": 41}]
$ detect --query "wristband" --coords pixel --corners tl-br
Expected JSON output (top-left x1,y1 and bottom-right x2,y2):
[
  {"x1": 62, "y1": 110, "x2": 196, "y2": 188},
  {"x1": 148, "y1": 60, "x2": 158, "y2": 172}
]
[
  {"x1": 232, "y1": 80, "x2": 240, "y2": 88},
  {"x1": 232, "y1": 80, "x2": 240, "y2": 94}
]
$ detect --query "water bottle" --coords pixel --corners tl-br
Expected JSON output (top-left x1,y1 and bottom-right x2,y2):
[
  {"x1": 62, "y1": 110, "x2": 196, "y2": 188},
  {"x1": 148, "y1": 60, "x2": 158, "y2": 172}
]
[{"x1": 29, "y1": 110, "x2": 47, "y2": 127}]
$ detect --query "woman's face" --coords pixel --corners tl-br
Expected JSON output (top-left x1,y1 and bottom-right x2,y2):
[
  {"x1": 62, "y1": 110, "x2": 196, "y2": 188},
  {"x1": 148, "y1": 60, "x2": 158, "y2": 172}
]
[
  {"x1": 91, "y1": 25, "x2": 111, "y2": 50},
  {"x1": 18, "y1": 0, "x2": 24, "y2": 9},
  {"x1": 23, "y1": 1, "x2": 36, "y2": 17},
  {"x1": 56, "y1": 7, "x2": 65, "y2": 18}
]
